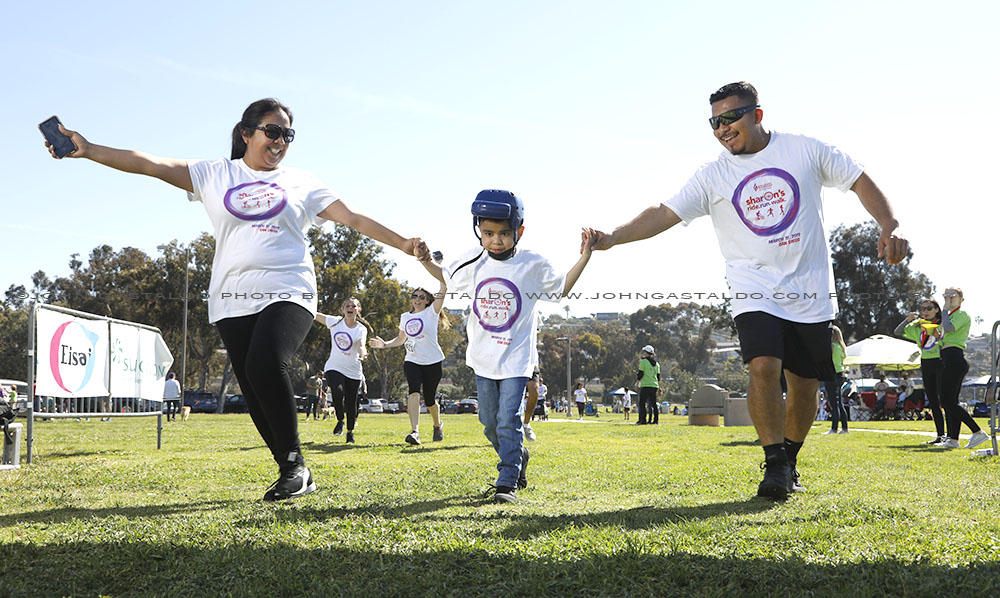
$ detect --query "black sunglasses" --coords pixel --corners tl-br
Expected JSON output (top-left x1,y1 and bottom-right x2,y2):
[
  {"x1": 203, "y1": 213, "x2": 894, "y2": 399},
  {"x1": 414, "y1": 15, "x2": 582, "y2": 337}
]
[
  {"x1": 920, "y1": 305, "x2": 936, "y2": 310},
  {"x1": 252, "y1": 124, "x2": 295, "y2": 143},
  {"x1": 708, "y1": 105, "x2": 759, "y2": 130}
]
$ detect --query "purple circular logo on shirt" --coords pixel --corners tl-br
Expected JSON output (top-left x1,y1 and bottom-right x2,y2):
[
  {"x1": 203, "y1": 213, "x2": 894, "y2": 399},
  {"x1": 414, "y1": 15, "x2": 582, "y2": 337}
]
[
  {"x1": 473, "y1": 277, "x2": 522, "y2": 333},
  {"x1": 731, "y1": 168, "x2": 800, "y2": 237},
  {"x1": 223, "y1": 181, "x2": 288, "y2": 221},
  {"x1": 334, "y1": 331, "x2": 353, "y2": 351},
  {"x1": 404, "y1": 317, "x2": 424, "y2": 337}
]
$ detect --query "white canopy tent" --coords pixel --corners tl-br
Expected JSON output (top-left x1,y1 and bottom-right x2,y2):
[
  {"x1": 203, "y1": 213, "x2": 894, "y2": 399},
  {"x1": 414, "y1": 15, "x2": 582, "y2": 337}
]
[{"x1": 843, "y1": 334, "x2": 921, "y2": 372}]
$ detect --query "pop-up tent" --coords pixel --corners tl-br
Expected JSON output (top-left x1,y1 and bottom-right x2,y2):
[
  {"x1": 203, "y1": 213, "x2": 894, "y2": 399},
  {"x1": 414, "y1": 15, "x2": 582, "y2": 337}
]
[{"x1": 843, "y1": 334, "x2": 921, "y2": 371}]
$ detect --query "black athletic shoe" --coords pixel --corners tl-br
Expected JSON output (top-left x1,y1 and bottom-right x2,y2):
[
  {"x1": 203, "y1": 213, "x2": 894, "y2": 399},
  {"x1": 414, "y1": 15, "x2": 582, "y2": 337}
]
[
  {"x1": 517, "y1": 447, "x2": 529, "y2": 490},
  {"x1": 432, "y1": 425, "x2": 443, "y2": 442},
  {"x1": 346, "y1": 430, "x2": 355, "y2": 444},
  {"x1": 757, "y1": 459, "x2": 790, "y2": 501},
  {"x1": 405, "y1": 431, "x2": 421, "y2": 445},
  {"x1": 333, "y1": 421, "x2": 344, "y2": 436},
  {"x1": 262, "y1": 465, "x2": 316, "y2": 502},
  {"x1": 493, "y1": 485, "x2": 517, "y2": 503}
]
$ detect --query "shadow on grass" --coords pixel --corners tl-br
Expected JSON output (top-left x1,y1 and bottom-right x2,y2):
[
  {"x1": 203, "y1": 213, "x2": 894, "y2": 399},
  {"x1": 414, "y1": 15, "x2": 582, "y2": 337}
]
[
  {"x1": 235, "y1": 494, "x2": 475, "y2": 525},
  {"x1": 2, "y1": 540, "x2": 996, "y2": 597},
  {"x1": 719, "y1": 440, "x2": 760, "y2": 447},
  {"x1": 0, "y1": 500, "x2": 239, "y2": 526},
  {"x1": 399, "y1": 444, "x2": 478, "y2": 454}
]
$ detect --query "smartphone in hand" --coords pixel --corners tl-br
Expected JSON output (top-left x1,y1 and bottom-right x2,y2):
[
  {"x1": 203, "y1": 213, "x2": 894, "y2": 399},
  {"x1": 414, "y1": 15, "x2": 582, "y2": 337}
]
[{"x1": 39, "y1": 116, "x2": 77, "y2": 158}]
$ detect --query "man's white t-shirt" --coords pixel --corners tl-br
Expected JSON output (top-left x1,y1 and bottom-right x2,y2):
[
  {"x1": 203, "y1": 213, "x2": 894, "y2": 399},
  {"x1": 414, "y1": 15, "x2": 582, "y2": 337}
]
[
  {"x1": 399, "y1": 306, "x2": 446, "y2": 365},
  {"x1": 187, "y1": 158, "x2": 339, "y2": 323},
  {"x1": 162, "y1": 378, "x2": 181, "y2": 400},
  {"x1": 538, "y1": 383, "x2": 547, "y2": 399},
  {"x1": 321, "y1": 315, "x2": 367, "y2": 380},
  {"x1": 663, "y1": 132, "x2": 863, "y2": 323},
  {"x1": 574, "y1": 388, "x2": 587, "y2": 404},
  {"x1": 444, "y1": 248, "x2": 565, "y2": 379}
]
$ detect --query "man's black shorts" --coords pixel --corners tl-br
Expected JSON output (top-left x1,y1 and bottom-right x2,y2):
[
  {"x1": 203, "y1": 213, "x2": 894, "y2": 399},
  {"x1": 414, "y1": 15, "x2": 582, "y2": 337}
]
[{"x1": 734, "y1": 311, "x2": 835, "y2": 381}]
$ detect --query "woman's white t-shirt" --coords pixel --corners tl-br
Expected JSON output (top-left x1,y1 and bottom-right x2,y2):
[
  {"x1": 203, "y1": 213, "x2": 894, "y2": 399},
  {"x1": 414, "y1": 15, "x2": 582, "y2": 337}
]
[
  {"x1": 399, "y1": 306, "x2": 446, "y2": 365},
  {"x1": 322, "y1": 315, "x2": 367, "y2": 380},
  {"x1": 186, "y1": 158, "x2": 338, "y2": 323},
  {"x1": 574, "y1": 388, "x2": 587, "y2": 404}
]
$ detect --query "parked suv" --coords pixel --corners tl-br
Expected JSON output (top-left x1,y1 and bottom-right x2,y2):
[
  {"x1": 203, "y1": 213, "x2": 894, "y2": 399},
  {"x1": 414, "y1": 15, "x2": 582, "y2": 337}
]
[
  {"x1": 359, "y1": 398, "x2": 386, "y2": 413},
  {"x1": 183, "y1": 390, "x2": 217, "y2": 413}
]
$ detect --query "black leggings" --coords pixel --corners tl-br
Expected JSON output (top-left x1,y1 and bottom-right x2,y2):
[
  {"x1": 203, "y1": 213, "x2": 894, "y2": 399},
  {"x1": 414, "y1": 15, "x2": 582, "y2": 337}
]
[
  {"x1": 823, "y1": 374, "x2": 848, "y2": 431},
  {"x1": 639, "y1": 387, "x2": 658, "y2": 423},
  {"x1": 326, "y1": 370, "x2": 361, "y2": 431},
  {"x1": 920, "y1": 357, "x2": 945, "y2": 437},
  {"x1": 404, "y1": 361, "x2": 443, "y2": 406},
  {"x1": 215, "y1": 302, "x2": 314, "y2": 466},
  {"x1": 940, "y1": 347, "x2": 980, "y2": 439}
]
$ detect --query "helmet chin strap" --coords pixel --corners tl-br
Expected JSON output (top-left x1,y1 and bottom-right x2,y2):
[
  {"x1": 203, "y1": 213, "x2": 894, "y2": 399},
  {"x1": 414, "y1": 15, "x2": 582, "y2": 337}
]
[{"x1": 487, "y1": 246, "x2": 517, "y2": 261}]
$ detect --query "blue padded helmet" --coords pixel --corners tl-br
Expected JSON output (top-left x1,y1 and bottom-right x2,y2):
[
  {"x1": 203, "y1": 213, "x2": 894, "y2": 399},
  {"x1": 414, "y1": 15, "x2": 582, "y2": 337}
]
[{"x1": 471, "y1": 189, "x2": 524, "y2": 244}]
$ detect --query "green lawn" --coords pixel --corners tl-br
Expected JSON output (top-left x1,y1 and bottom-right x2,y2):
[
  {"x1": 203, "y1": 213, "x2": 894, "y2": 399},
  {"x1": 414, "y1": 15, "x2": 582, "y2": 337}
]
[{"x1": 1, "y1": 413, "x2": 999, "y2": 597}]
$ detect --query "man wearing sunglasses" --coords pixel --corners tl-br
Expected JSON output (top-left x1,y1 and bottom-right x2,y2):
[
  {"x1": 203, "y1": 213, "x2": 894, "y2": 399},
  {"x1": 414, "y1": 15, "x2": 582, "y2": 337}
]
[{"x1": 588, "y1": 81, "x2": 908, "y2": 501}]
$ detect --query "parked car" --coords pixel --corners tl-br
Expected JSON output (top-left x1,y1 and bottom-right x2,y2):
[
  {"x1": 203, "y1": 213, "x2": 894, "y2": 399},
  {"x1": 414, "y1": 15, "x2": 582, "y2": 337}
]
[
  {"x1": 457, "y1": 398, "x2": 478, "y2": 414},
  {"x1": 183, "y1": 389, "x2": 218, "y2": 413},
  {"x1": 441, "y1": 400, "x2": 458, "y2": 414},
  {"x1": 972, "y1": 401, "x2": 992, "y2": 418},
  {"x1": 224, "y1": 394, "x2": 248, "y2": 413},
  {"x1": 384, "y1": 401, "x2": 403, "y2": 414},
  {"x1": 359, "y1": 398, "x2": 385, "y2": 413}
]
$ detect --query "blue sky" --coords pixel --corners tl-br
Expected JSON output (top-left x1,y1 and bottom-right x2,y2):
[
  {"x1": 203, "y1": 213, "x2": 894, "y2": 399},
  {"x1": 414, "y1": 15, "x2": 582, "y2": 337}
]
[{"x1": 6, "y1": 0, "x2": 998, "y2": 333}]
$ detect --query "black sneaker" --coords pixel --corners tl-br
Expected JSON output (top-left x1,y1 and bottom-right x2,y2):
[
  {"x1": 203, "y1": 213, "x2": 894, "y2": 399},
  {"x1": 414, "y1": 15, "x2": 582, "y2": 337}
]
[
  {"x1": 405, "y1": 431, "x2": 421, "y2": 445},
  {"x1": 517, "y1": 447, "x2": 529, "y2": 490},
  {"x1": 346, "y1": 430, "x2": 355, "y2": 444},
  {"x1": 432, "y1": 425, "x2": 443, "y2": 442},
  {"x1": 333, "y1": 421, "x2": 345, "y2": 436},
  {"x1": 493, "y1": 485, "x2": 517, "y2": 504},
  {"x1": 262, "y1": 465, "x2": 316, "y2": 502},
  {"x1": 757, "y1": 458, "x2": 790, "y2": 501},
  {"x1": 788, "y1": 462, "x2": 805, "y2": 493}
]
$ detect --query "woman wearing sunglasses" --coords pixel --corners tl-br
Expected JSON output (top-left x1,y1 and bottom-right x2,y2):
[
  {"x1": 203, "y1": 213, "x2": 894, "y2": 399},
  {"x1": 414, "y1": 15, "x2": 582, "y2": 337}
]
[
  {"x1": 895, "y1": 299, "x2": 945, "y2": 443},
  {"x1": 369, "y1": 279, "x2": 449, "y2": 445},
  {"x1": 45, "y1": 98, "x2": 428, "y2": 501},
  {"x1": 936, "y1": 288, "x2": 989, "y2": 449}
]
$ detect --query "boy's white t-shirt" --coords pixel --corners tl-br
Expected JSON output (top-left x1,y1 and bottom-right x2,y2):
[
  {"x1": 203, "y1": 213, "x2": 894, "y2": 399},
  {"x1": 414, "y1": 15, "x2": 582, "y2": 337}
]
[
  {"x1": 574, "y1": 388, "x2": 587, "y2": 404},
  {"x1": 663, "y1": 132, "x2": 863, "y2": 324},
  {"x1": 321, "y1": 315, "x2": 367, "y2": 380},
  {"x1": 186, "y1": 158, "x2": 338, "y2": 323},
  {"x1": 444, "y1": 248, "x2": 565, "y2": 379},
  {"x1": 622, "y1": 392, "x2": 631, "y2": 408},
  {"x1": 399, "y1": 306, "x2": 446, "y2": 365}
]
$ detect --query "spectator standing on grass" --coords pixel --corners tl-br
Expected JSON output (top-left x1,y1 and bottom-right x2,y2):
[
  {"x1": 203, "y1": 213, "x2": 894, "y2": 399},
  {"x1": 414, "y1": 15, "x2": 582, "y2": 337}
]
[
  {"x1": 163, "y1": 372, "x2": 181, "y2": 422},
  {"x1": 45, "y1": 98, "x2": 426, "y2": 502},
  {"x1": 822, "y1": 326, "x2": 848, "y2": 434},
  {"x1": 874, "y1": 374, "x2": 889, "y2": 418},
  {"x1": 574, "y1": 383, "x2": 588, "y2": 420},
  {"x1": 935, "y1": 288, "x2": 988, "y2": 449},
  {"x1": 895, "y1": 299, "x2": 945, "y2": 444},
  {"x1": 305, "y1": 372, "x2": 324, "y2": 421},
  {"x1": 636, "y1": 345, "x2": 660, "y2": 425},
  {"x1": 623, "y1": 389, "x2": 632, "y2": 421},
  {"x1": 587, "y1": 81, "x2": 909, "y2": 500}
]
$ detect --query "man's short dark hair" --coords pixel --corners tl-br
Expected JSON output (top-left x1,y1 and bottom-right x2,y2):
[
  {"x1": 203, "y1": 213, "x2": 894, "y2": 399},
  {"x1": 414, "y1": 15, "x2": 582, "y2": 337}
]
[{"x1": 709, "y1": 82, "x2": 759, "y2": 105}]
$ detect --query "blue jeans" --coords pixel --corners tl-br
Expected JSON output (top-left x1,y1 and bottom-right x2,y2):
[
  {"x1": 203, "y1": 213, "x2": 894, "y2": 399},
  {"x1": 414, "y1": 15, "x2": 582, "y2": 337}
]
[{"x1": 476, "y1": 375, "x2": 528, "y2": 488}]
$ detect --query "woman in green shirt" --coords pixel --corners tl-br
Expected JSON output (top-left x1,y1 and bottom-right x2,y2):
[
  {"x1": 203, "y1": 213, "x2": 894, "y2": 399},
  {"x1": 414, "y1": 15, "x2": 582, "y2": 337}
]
[
  {"x1": 822, "y1": 325, "x2": 849, "y2": 434},
  {"x1": 894, "y1": 298, "x2": 945, "y2": 444},
  {"x1": 937, "y1": 288, "x2": 988, "y2": 449},
  {"x1": 636, "y1": 345, "x2": 660, "y2": 425}
]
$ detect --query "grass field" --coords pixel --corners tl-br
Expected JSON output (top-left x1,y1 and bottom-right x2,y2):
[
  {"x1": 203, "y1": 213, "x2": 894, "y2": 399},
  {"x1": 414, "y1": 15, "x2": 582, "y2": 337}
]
[{"x1": 1, "y1": 412, "x2": 999, "y2": 597}]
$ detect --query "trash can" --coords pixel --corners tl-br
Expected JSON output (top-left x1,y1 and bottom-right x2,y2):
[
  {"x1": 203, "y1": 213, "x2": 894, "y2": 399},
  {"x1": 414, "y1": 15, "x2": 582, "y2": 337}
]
[{"x1": 2, "y1": 423, "x2": 22, "y2": 469}]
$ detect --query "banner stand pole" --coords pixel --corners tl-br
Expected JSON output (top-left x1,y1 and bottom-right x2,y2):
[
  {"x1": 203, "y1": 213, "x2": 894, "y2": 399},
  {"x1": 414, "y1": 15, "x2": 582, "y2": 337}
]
[{"x1": 26, "y1": 301, "x2": 36, "y2": 465}]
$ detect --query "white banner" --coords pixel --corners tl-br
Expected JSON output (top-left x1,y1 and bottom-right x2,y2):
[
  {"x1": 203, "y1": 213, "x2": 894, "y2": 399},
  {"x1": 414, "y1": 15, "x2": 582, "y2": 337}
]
[
  {"x1": 35, "y1": 308, "x2": 110, "y2": 398},
  {"x1": 109, "y1": 323, "x2": 174, "y2": 401}
]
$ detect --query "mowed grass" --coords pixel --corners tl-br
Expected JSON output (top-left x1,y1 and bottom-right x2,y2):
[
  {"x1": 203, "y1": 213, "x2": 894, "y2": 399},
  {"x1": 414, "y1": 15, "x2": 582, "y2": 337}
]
[{"x1": 1, "y1": 412, "x2": 999, "y2": 597}]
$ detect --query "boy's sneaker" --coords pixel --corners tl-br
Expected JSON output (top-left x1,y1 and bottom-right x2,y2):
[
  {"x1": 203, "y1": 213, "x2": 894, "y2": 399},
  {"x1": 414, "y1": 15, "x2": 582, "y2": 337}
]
[
  {"x1": 517, "y1": 447, "x2": 530, "y2": 490},
  {"x1": 432, "y1": 425, "x2": 443, "y2": 442},
  {"x1": 757, "y1": 458, "x2": 790, "y2": 501},
  {"x1": 523, "y1": 423, "x2": 536, "y2": 442},
  {"x1": 333, "y1": 421, "x2": 345, "y2": 436},
  {"x1": 492, "y1": 485, "x2": 517, "y2": 504},
  {"x1": 966, "y1": 431, "x2": 989, "y2": 449},
  {"x1": 405, "y1": 431, "x2": 421, "y2": 445},
  {"x1": 940, "y1": 438, "x2": 960, "y2": 449},
  {"x1": 263, "y1": 465, "x2": 316, "y2": 502},
  {"x1": 346, "y1": 431, "x2": 355, "y2": 444}
]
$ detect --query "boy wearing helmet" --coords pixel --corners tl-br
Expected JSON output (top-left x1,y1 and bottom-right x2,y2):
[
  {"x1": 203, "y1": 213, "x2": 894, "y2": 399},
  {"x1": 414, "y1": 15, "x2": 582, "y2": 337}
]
[{"x1": 420, "y1": 190, "x2": 595, "y2": 503}]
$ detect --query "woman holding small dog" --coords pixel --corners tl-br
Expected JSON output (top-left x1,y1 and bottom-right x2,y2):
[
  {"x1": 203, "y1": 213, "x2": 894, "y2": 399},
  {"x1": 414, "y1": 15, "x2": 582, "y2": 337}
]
[{"x1": 370, "y1": 280, "x2": 449, "y2": 445}]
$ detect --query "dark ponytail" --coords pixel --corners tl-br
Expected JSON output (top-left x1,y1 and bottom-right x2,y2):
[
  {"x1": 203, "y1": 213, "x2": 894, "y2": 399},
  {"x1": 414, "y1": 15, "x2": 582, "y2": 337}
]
[{"x1": 230, "y1": 98, "x2": 293, "y2": 160}]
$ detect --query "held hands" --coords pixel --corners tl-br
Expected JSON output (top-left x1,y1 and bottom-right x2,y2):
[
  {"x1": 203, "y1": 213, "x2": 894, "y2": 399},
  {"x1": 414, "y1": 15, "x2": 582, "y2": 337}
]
[
  {"x1": 580, "y1": 228, "x2": 597, "y2": 255},
  {"x1": 404, "y1": 238, "x2": 432, "y2": 262},
  {"x1": 44, "y1": 123, "x2": 89, "y2": 159},
  {"x1": 584, "y1": 228, "x2": 614, "y2": 252},
  {"x1": 877, "y1": 227, "x2": 908, "y2": 265}
]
